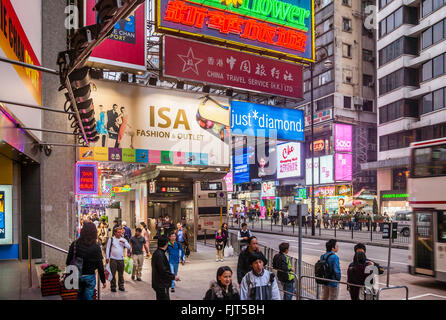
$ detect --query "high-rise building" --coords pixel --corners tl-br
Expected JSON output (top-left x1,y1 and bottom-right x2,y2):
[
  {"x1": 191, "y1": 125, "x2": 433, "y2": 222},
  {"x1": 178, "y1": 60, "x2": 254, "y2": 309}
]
[
  {"x1": 298, "y1": 0, "x2": 377, "y2": 214},
  {"x1": 362, "y1": 0, "x2": 446, "y2": 216}
]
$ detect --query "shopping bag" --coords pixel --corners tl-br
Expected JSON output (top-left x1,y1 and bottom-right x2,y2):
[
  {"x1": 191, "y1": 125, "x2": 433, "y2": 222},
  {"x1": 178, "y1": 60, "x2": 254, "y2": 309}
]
[
  {"x1": 224, "y1": 246, "x2": 234, "y2": 257},
  {"x1": 105, "y1": 263, "x2": 113, "y2": 281},
  {"x1": 124, "y1": 257, "x2": 134, "y2": 274}
]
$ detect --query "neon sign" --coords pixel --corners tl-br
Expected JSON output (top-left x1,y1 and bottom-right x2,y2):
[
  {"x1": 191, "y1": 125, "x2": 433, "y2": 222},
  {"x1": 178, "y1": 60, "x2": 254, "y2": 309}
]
[
  {"x1": 157, "y1": 0, "x2": 314, "y2": 62},
  {"x1": 76, "y1": 163, "x2": 98, "y2": 195}
]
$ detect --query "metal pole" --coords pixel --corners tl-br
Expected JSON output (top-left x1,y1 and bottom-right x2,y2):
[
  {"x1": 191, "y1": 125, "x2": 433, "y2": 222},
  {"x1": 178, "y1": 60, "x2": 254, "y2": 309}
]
[
  {"x1": 310, "y1": 63, "x2": 315, "y2": 236},
  {"x1": 204, "y1": 229, "x2": 207, "y2": 246},
  {"x1": 298, "y1": 206, "x2": 302, "y2": 300},
  {"x1": 220, "y1": 205, "x2": 223, "y2": 228},
  {"x1": 0, "y1": 99, "x2": 75, "y2": 115},
  {"x1": 28, "y1": 236, "x2": 32, "y2": 288},
  {"x1": 386, "y1": 221, "x2": 393, "y2": 287},
  {"x1": 0, "y1": 56, "x2": 59, "y2": 74}
]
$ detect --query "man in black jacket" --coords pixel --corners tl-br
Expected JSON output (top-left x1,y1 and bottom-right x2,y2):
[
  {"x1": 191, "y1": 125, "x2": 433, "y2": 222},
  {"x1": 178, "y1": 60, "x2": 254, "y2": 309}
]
[
  {"x1": 236, "y1": 236, "x2": 267, "y2": 284},
  {"x1": 272, "y1": 242, "x2": 295, "y2": 300},
  {"x1": 151, "y1": 236, "x2": 180, "y2": 300}
]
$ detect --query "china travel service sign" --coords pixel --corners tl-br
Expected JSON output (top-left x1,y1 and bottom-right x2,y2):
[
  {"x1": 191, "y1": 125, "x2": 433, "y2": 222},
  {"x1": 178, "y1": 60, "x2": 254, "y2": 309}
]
[
  {"x1": 85, "y1": 81, "x2": 230, "y2": 167},
  {"x1": 156, "y1": 0, "x2": 315, "y2": 62}
]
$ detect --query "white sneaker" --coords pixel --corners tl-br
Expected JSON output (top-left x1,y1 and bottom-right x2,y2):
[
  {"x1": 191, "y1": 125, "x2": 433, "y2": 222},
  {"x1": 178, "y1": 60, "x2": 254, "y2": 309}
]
[
  {"x1": 221, "y1": 259, "x2": 224, "y2": 262},
  {"x1": 216, "y1": 259, "x2": 219, "y2": 262}
]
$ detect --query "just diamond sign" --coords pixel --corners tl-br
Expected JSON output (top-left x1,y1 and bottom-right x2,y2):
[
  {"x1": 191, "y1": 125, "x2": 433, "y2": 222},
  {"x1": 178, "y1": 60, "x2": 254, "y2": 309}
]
[{"x1": 162, "y1": 35, "x2": 303, "y2": 98}]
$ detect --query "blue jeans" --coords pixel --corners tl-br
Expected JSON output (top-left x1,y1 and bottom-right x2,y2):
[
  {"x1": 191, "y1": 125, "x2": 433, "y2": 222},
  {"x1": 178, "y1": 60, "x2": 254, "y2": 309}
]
[
  {"x1": 170, "y1": 263, "x2": 179, "y2": 288},
  {"x1": 79, "y1": 274, "x2": 96, "y2": 300},
  {"x1": 282, "y1": 281, "x2": 294, "y2": 300}
]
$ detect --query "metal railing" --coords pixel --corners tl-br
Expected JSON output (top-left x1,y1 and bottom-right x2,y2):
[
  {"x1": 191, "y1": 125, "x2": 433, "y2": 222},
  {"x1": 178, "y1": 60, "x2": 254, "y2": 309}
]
[
  {"x1": 27, "y1": 235, "x2": 101, "y2": 300},
  {"x1": 377, "y1": 286, "x2": 409, "y2": 300},
  {"x1": 229, "y1": 216, "x2": 410, "y2": 246}
]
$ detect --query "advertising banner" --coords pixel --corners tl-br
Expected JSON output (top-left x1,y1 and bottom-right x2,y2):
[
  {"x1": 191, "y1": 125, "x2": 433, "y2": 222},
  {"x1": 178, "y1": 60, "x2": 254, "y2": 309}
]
[
  {"x1": 84, "y1": 0, "x2": 146, "y2": 71},
  {"x1": 319, "y1": 155, "x2": 334, "y2": 184},
  {"x1": 250, "y1": 137, "x2": 277, "y2": 182},
  {"x1": 231, "y1": 100, "x2": 304, "y2": 141},
  {"x1": 223, "y1": 172, "x2": 234, "y2": 192},
  {"x1": 0, "y1": 0, "x2": 42, "y2": 140},
  {"x1": 261, "y1": 181, "x2": 276, "y2": 199},
  {"x1": 336, "y1": 185, "x2": 352, "y2": 197},
  {"x1": 76, "y1": 163, "x2": 98, "y2": 195},
  {"x1": 335, "y1": 153, "x2": 352, "y2": 181},
  {"x1": 0, "y1": 185, "x2": 12, "y2": 245},
  {"x1": 305, "y1": 157, "x2": 319, "y2": 185},
  {"x1": 305, "y1": 109, "x2": 332, "y2": 127},
  {"x1": 156, "y1": 0, "x2": 314, "y2": 62},
  {"x1": 334, "y1": 123, "x2": 353, "y2": 153},
  {"x1": 277, "y1": 142, "x2": 302, "y2": 179},
  {"x1": 162, "y1": 35, "x2": 303, "y2": 99},
  {"x1": 87, "y1": 81, "x2": 230, "y2": 167},
  {"x1": 233, "y1": 151, "x2": 250, "y2": 184}
]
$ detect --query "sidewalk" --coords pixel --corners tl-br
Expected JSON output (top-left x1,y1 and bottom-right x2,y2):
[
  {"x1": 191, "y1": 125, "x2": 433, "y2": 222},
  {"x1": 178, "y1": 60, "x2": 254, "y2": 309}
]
[{"x1": 229, "y1": 219, "x2": 409, "y2": 249}]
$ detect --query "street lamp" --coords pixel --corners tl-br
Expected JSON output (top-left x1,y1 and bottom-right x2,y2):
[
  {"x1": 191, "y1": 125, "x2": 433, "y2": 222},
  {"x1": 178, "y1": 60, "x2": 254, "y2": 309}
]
[{"x1": 309, "y1": 46, "x2": 332, "y2": 236}]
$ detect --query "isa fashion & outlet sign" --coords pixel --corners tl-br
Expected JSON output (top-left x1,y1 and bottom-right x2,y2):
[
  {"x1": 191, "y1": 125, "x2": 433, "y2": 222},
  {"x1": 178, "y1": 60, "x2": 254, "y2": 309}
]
[{"x1": 231, "y1": 101, "x2": 304, "y2": 141}]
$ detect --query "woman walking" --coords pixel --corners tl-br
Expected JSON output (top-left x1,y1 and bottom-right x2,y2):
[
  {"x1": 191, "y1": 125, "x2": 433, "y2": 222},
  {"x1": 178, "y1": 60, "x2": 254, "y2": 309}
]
[
  {"x1": 215, "y1": 229, "x2": 224, "y2": 262},
  {"x1": 167, "y1": 232, "x2": 185, "y2": 293},
  {"x1": 66, "y1": 222, "x2": 106, "y2": 300},
  {"x1": 347, "y1": 251, "x2": 374, "y2": 300},
  {"x1": 140, "y1": 221, "x2": 151, "y2": 258},
  {"x1": 204, "y1": 266, "x2": 240, "y2": 300},
  {"x1": 97, "y1": 221, "x2": 109, "y2": 254}
]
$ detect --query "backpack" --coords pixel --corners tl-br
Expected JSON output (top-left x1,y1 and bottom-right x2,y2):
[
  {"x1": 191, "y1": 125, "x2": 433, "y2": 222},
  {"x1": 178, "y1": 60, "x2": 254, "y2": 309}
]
[
  {"x1": 272, "y1": 253, "x2": 289, "y2": 283},
  {"x1": 245, "y1": 271, "x2": 275, "y2": 300},
  {"x1": 314, "y1": 252, "x2": 334, "y2": 285}
]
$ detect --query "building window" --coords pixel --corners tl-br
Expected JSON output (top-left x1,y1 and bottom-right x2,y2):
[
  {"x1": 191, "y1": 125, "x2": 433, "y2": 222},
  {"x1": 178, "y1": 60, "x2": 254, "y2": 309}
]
[
  {"x1": 379, "y1": 37, "x2": 418, "y2": 66},
  {"x1": 433, "y1": 54, "x2": 445, "y2": 78},
  {"x1": 318, "y1": 70, "x2": 331, "y2": 86},
  {"x1": 422, "y1": 0, "x2": 446, "y2": 17},
  {"x1": 421, "y1": 17, "x2": 446, "y2": 50},
  {"x1": 379, "y1": 100, "x2": 419, "y2": 124},
  {"x1": 380, "y1": 7, "x2": 404, "y2": 38},
  {"x1": 422, "y1": 92, "x2": 433, "y2": 114},
  {"x1": 433, "y1": 88, "x2": 445, "y2": 111},
  {"x1": 343, "y1": 43, "x2": 352, "y2": 58},
  {"x1": 422, "y1": 60, "x2": 433, "y2": 82},
  {"x1": 344, "y1": 96, "x2": 352, "y2": 109},
  {"x1": 316, "y1": 95, "x2": 334, "y2": 111},
  {"x1": 379, "y1": 68, "x2": 418, "y2": 95},
  {"x1": 393, "y1": 168, "x2": 408, "y2": 190},
  {"x1": 363, "y1": 49, "x2": 373, "y2": 62},
  {"x1": 363, "y1": 74, "x2": 374, "y2": 87},
  {"x1": 433, "y1": 20, "x2": 444, "y2": 44},
  {"x1": 421, "y1": 53, "x2": 446, "y2": 82},
  {"x1": 363, "y1": 100, "x2": 374, "y2": 112},
  {"x1": 343, "y1": 18, "x2": 352, "y2": 32}
]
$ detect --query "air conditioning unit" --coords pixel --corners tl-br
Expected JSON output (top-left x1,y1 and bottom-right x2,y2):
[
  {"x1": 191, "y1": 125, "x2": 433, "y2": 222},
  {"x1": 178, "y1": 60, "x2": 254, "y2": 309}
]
[
  {"x1": 353, "y1": 96, "x2": 363, "y2": 105},
  {"x1": 367, "y1": 82, "x2": 375, "y2": 88}
]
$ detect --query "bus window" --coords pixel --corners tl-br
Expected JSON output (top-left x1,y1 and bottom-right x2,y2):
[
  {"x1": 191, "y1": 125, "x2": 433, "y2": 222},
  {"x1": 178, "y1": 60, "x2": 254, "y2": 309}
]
[
  {"x1": 439, "y1": 211, "x2": 446, "y2": 243},
  {"x1": 200, "y1": 182, "x2": 222, "y2": 191},
  {"x1": 413, "y1": 144, "x2": 446, "y2": 177}
]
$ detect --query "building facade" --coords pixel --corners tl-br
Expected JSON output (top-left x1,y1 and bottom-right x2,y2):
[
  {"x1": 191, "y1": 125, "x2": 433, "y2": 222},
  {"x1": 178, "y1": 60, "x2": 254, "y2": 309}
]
[
  {"x1": 362, "y1": 0, "x2": 446, "y2": 216},
  {"x1": 297, "y1": 0, "x2": 378, "y2": 214}
]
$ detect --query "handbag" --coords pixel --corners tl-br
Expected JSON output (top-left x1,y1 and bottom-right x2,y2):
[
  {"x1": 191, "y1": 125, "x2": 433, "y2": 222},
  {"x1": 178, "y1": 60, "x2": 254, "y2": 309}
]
[
  {"x1": 105, "y1": 263, "x2": 113, "y2": 281},
  {"x1": 224, "y1": 246, "x2": 234, "y2": 257},
  {"x1": 69, "y1": 240, "x2": 83, "y2": 276}
]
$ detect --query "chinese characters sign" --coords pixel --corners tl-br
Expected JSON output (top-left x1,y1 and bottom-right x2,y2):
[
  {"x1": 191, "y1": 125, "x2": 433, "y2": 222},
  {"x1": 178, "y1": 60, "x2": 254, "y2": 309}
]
[
  {"x1": 157, "y1": 0, "x2": 314, "y2": 62},
  {"x1": 76, "y1": 163, "x2": 98, "y2": 195},
  {"x1": 261, "y1": 181, "x2": 276, "y2": 199},
  {"x1": 334, "y1": 123, "x2": 353, "y2": 152},
  {"x1": 335, "y1": 153, "x2": 352, "y2": 181},
  {"x1": 163, "y1": 35, "x2": 303, "y2": 99},
  {"x1": 277, "y1": 142, "x2": 302, "y2": 179}
]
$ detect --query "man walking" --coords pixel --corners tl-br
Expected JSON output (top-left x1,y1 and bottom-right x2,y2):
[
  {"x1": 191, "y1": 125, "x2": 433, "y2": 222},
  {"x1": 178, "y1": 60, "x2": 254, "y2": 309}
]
[
  {"x1": 106, "y1": 227, "x2": 131, "y2": 292},
  {"x1": 152, "y1": 236, "x2": 180, "y2": 300},
  {"x1": 321, "y1": 239, "x2": 341, "y2": 300},
  {"x1": 176, "y1": 223, "x2": 189, "y2": 262},
  {"x1": 273, "y1": 242, "x2": 295, "y2": 300},
  {"x1": 237, "y1": 223, "x2": 252, "y2": 251},
  {"x1": 130, "y1": 228, "x2": 150, "y2": 281},
  {"x1": 237, "y1": 236, "x2": 267, "y2": 284}
]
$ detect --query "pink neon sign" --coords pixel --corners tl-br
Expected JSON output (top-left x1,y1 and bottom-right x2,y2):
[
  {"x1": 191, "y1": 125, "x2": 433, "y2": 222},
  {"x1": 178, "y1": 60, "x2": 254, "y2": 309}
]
[
  {"x1": 335, "y1": 153, "x2": 352, "y2": 181},
  {"x1": 334, "y1": 124, "x2": 353, "y2": 152}
]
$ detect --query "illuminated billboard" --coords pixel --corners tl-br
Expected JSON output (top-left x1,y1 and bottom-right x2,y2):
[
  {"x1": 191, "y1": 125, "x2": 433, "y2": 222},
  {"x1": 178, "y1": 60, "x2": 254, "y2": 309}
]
[
  {"x1": 76, "y1": 163, "x2": 99, "y2": 195},
  {"x1": 156, "y1": 0, "x2": 315, "y2": 62},
  {"x1": 0, "y1": 185, "x2": 12, "y2": 245},
  {"x1": 277, "y1": 142, "x2": 302, "y2": 179},
  {"x1": 335, "y1": 153, "x2": 353, "y2": 181},
  {"x1": 334, "y1": 123, "x2": 353, "y2": 153}
]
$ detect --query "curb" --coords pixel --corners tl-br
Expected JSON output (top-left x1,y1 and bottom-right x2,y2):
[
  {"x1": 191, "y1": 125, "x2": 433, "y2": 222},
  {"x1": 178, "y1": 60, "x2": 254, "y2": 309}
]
[{"x1": 228, "y1": 227, "x2": 409, "y2": 250}]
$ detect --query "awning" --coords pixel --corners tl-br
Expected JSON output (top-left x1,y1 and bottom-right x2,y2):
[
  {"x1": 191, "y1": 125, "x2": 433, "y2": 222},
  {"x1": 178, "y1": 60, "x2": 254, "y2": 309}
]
[{"x1": 360, "y1": 157, "x2": 409, "y2": 171}]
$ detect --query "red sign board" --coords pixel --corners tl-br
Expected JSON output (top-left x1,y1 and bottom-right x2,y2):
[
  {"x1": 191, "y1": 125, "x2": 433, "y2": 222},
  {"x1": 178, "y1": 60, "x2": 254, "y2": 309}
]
[
  {"x1": 76, "y1": 163, "x2": 98, "y2": 195},
  {"x1": 84, "y1": 0, "x2": 146, "y2": 71},
  {"x1": 162, "y1": 35, "x2": 303, "y2": 99}
]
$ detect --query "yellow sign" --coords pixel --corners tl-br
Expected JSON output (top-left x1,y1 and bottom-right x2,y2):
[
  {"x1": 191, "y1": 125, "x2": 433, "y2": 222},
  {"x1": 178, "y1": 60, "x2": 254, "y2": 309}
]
[
  {"x1": 94, "y1": 147, "x2": 109, "y2": 161},
  {"x1": 79, "y1": 147, "x2": 94, "y2": 160}
]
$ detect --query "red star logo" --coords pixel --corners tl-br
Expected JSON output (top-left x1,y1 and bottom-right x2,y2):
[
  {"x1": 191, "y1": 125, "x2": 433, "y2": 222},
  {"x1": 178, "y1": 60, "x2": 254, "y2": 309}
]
[{"x1": 178, "y1": 48, "x2": 203, "y2": 76}]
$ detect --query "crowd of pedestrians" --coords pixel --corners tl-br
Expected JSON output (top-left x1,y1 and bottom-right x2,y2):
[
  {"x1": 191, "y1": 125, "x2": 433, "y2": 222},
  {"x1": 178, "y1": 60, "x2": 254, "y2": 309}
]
[{"x1": 66, "y1": 217, "x2": 385, "y2": 301}]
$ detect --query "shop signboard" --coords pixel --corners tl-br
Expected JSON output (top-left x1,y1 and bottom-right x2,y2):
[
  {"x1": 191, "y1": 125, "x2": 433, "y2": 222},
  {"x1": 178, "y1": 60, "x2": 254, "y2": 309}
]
[
  {"x1": 0, "y1": 185, "x2": 12, "y2": 245},
  {"x1": 156, "y1": 0, "x2": 315, "y2": 63},
  {"x1": 335, "y1": 153, "x2": 352, "y2": 181},
  {"x1": 305, "y1": 157, "x2": 319, "y2": 185},
  {"x1": 381, "y1": 192, "x2": 409, "y2": 200},
  {"x1": 296, "y1": 187, "x2": 307, "y2": 199},
  {"x1": 84, "y1": 0, "x2": 147, "y2": 71},
  {"x1": 162, "y1": 35, "x2": 303, "y2": 99},
  {"x1": 223, "y1": 172, "x2": 234, "y2": 192},
  {"x1": 277, "y1": 142, "x2": 302, "y2": 179},
  {"x1": 233, "y1": 149, "x2": 250, "y2": 184},
  {"x1": 310, "y1": 139, "x2": 325, "y2": 152},
  {"x1": 0, "y1": 0, "x2": 42, "y2": 140},
  {"x1": 334, "y1": 123, "x2": 353, "y2": 153},
  {"x1": 311, "y1": 186, "x2": 335, "y2": 197},
  {"x1": 88, "y1": 80, "x2": 230, "y2": 167},
  {"x1": 261, "y1": 181, "x2": 276, "y2": 199},
  {"x1": 76, "y1": 163, "x2": 98, "y2": 195},
  {"x1": 231, "y1": 100, "x2": 304, "y2": 141},
  {"x1": 336, "y1": 184, "x2": 352, "y2": 197},
  {"x1": 319, "y1": 155, "x2": 334, "y2": 184},
  {"x1": 304, "y1": 109, "x2": 332, "y2": 127},
  {"x1": 149, "y1": 181, "x2": 156, "y2": 194}
]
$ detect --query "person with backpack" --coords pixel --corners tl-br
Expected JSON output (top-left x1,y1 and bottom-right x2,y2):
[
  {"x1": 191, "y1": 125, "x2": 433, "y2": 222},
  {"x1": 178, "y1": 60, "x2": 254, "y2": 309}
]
[
  {"x1": 272, "y1": 242, "x2": 295, "y2": 300},
  {"x1": 237, "y1": 223, "x2": 252, "y2": 251},
  {"x1": 315, "y1": 239, "x2": 341, "y2": 300},
  {"x1": 236, "y1": 236, "x2": 267, "y2": 284},
  {"x1": 347, "y1": 251, "x2": 374, "y2": 300},
  {"x1": 204, "y1": 266, "x2": 240, "y2": 300},
  {"x1": 66, "y1": 222, "x2": 106, "y2": 300},
  {"x1": 121, "y1": 221, "x2": 132, "y2": 242},
  {"x1": 240, "y1": 252, "x2": 281, "y2": 300}
]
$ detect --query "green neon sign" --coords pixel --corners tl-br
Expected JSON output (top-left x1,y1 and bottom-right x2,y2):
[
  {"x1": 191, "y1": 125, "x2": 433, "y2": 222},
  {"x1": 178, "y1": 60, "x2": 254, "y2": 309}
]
[
  {"x1": 382, "y1": 193, "x2": 409, "y2": 199},
  {"x1": 189, "y1": 0, "x2": 311, "y2": 31}
]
